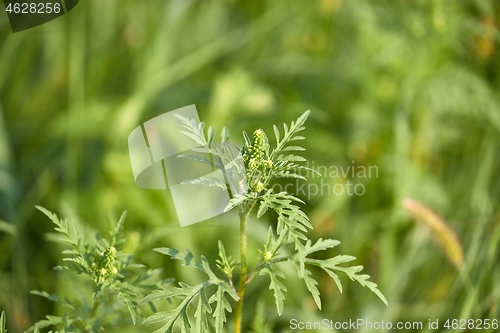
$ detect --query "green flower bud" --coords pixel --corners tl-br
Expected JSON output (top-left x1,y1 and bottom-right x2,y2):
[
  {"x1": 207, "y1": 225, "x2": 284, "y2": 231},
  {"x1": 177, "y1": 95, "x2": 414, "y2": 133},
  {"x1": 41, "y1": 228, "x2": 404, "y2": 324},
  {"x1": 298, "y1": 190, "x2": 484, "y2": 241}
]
[
  {"x1": 93, "y1": 246, "x2": 118, "y2": 278},
  {"x1": 245, "y1": 129, "x2": 266, "y2": 172}
]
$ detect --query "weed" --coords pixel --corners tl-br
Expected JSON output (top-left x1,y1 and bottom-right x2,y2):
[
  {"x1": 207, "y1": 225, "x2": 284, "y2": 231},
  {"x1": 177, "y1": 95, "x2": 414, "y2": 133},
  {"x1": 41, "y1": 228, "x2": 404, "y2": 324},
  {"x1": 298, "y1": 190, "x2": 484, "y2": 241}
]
[
  {"x1": 27, "y1": 208, "x2": 167, "y2": 333},
  {"x1": 143, "y1": 111, "x2": 387, "y2": 333}
]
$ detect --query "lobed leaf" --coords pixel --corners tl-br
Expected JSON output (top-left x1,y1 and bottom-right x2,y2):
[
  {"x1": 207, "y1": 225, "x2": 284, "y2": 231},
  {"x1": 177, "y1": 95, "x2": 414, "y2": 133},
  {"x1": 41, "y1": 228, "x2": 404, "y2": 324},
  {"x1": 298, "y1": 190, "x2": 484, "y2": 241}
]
[
  {"x1": 259, "y1": 267, "x2": 287, "y2": 316},
  {"x1": 209, "y1": 283, "x2": 238, "y2": 333},
  {"x1": 270, "y1": 111, "x2": 310, "y2": 160},
  {"x1": 194, "y1": 287, "x2": 211, "y2": 333},
  {"x1": 302, "y1": 269, "x2": 321, "y2": 310},
  {"x1": 153, "y1": 248, "x2": 218, "y2": 281},
  {"x1": 223, "y1": 194, "x2": 249, "y2": 212}
]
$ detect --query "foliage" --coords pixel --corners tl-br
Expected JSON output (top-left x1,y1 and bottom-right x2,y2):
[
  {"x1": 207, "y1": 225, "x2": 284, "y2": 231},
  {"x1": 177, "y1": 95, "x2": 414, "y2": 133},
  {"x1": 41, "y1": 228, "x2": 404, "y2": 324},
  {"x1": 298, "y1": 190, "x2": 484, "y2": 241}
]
[
  {"x1": 1, "y1": 1, "x2": 500, "y2": 332},
  {"x1": 142, "y1": 248, "x2": 237, "y2": 333},
  {"x1": 144, "y1": 112, "x2": 386, "y2": 332},
  {"x1": 27, "y1": 208, "x2": 166, "y2": 333}
]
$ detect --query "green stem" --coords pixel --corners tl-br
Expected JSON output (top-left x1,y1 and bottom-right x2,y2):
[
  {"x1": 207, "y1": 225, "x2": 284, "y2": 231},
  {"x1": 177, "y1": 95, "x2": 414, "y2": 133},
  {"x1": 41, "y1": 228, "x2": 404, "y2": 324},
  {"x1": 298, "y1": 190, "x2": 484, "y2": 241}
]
[
  {"x1": 234, "y1": 202, "x2": 255, "y2": 333},
  {"x1": 90, "y1": 295, "x2": 101, "y2": 318}
]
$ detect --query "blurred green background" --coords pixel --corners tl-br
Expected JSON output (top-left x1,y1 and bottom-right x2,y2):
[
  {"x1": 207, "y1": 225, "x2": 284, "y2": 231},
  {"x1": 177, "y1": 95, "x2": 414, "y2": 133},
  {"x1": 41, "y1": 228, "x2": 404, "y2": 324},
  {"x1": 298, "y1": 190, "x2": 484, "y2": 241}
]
[{"x1": 1, "y1": 0, "x2": 500, "y2": 332}]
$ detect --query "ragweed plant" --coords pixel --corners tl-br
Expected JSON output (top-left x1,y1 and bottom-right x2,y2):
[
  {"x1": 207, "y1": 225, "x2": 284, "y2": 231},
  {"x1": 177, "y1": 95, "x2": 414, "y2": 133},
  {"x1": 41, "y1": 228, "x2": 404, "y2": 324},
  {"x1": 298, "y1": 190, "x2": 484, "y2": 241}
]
[
  {"x1": 28, "y1": 207, "x2": 166, "y2": 333},
  {"x1": 144, "y1": 111, "x2": 387, "y2": 333}
]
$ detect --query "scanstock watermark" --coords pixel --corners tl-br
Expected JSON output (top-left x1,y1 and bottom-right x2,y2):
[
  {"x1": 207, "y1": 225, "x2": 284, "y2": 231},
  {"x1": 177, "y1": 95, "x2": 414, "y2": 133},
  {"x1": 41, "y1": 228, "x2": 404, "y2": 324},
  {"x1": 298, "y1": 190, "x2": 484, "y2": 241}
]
[
  {"x1": 272, "y1": 160, "x2": 378, "y2": 200},
  {"x1": 290, "y1": 318, "x2": 423, "y2": 331}
]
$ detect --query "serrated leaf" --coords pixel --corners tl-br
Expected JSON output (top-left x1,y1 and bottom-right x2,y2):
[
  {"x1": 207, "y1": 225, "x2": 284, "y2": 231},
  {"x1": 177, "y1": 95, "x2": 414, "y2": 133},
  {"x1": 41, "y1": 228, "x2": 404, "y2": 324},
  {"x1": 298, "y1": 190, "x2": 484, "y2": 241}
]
[
  {"x1": 194, "y1": 287, "x2": 211, "y2": 333},
  {"x1": 111, "y1": 210, "x2": 127, "y2": 246},
  {"x1": 223, "y1": 194, "x2": 249, "y2": 212},
  {"x1": 302, "y1": 239, "x2": 341, "y2": 257},
  {"x1": 144, "y1": 283, "x2": 205, "y2": 333},
  {"x1": 143, "y1": 311, "x2": 173, "y2": 325},
  {"x1": 260, "y1": 267, "x2": 287, "y2": 316},
  {"x1": 257, "y1": 201, "x2": 269, "y2": 218},
  {"x1": 117, "y1": 291, "x2": 137, "y2": 324},
  {"x1": 333, "y1": 266, "x2": 388, "y2": 306},
  {"x1": 153, "y1": 248, "x2": 218, "y2": 280},
  {"x1": 302, "y1": 269, "x2": 321, "y2": 310},
  {"x1": 32, "y1": 315, "x2": 64, "y2": 330},
  {"x1": 180, "y1": 130, "x2": 207, "y2": 147},
  {"x1": 270, "y1": 110, "x2": 310, "y2": 160},
  {"x1": 36, "y1": 206, "x2": 80, "y2": 249},
  {"x1": 319, "y1": 255, "x2": 357, "y2": 266},
  {"x1": 323, "y1": 267, "x2": 344, "y2": 293},
  {"x1": 209, "y1": 283, "x2": 237, "y2": 333},
  {"x1": 303, "y1": 254, "x2": 387, "y2": 306}
]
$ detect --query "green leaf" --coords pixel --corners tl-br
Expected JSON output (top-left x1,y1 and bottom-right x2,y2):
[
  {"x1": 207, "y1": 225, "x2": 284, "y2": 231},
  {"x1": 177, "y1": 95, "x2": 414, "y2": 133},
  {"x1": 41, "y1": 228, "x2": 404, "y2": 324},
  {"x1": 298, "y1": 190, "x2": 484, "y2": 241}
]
[
  {"x1": 332, "y1": 265, "x2": 388, "y2": 306},
  {"x1": 180, "y1": 130, "x2": 207, "y2": 147},
  {"x1": 221, "y1": 127, "x2": 230, "y2": 143},
  {"x1": 303, "y1": 254, "x2": 387, "y2": 306},
  {"x1": 207, "y1": 126, "x2": 215, "y2": 147},
  {"x1": 216, "y1": 240, "x2": 237, "y2": 277},
  {"x1": 302, "y1": 269, "x2": 321, "y2": 310},
  {"x1": 30, "y1": 291, "x2": 75, "y2": 311},
  {"x1": 270, "y1": 110, "x2": 310, "y2": 160},
  {"x1": 272, "y1": 125, "x2": 280, "y2": 144},
  {"x1": 111, "y1": 211, "x2": 127, "y2": 247},
  {"x1": 291, "y1": 238, "x2": 342, "y2": 278},
  {"x1": 194, "y1": 287, "x2": 211, "y2": 333},
  {"x1": 146, "y1": 247, "x2": 239, "y2": 332},
  {"x1": 36, "y1": 206, "x2": 80, "y2": 249},
  {"x1": 113, "y1": 281, "x2": 140, "y2": 325},
  {"x1": 181, "y1": 176, "x2": 228, "y2": 190},
  {"x1": 302, "y1": 238, "x2": 341, "y2": 257},
  {"x1": 242, "y1": 131, "x2": 252, "y2": 147},
  {"x1": 174, "y1": 114, "x2": 208, "y2": 147},
  {"x1": 143, "y1": 283, "x2": 204, "y2": 333},
  {"x1": 177, "y1": 154, "x2": 214, "y2": 168},
  {"x1": 223, "y1": 194, "x2": 249, "y2": 212},
  {"x1": 209, "y1": 283, "x2": 237, "y2": 333},
  {"x1": 29, "y1": 315, "x2": 64, "y2": 332},
  {"x1": 276, "y1": 154, "x2": 306, "y2": 162},
  {"x1": 153, "y1": 248, "x2": 218, "y2": 281},
  {"x1": 281, "y1": 145, "x2": 306, "y2": 152},
  {"x1": 260, "y1": 267, "x2": 287, "y2": 316}
]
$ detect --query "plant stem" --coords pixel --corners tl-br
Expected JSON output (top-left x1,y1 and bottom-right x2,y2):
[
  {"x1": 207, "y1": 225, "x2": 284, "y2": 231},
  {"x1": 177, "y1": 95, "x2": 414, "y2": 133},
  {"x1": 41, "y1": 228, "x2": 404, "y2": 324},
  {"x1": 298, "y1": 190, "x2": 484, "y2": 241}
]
[
  {"x1": 90, "y1": 295, "x2": 101, "y2": 318},
  {"x1": 234, "y1": 202, "x2": 255, "y2": 333}
]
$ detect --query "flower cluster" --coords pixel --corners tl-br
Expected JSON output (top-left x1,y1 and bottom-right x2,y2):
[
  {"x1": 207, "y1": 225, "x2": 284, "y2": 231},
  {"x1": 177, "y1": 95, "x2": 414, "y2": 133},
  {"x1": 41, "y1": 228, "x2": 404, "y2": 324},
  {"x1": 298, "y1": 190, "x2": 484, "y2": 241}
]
[
  {"x1": 92, "y1": 246, "x2": 118, "y2": 280},
  {"x1": 243, "y1": 129, "x2": 273, "y2": 193}
]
